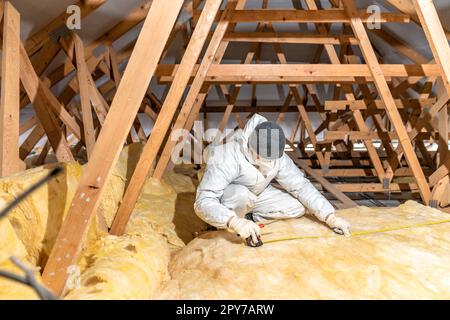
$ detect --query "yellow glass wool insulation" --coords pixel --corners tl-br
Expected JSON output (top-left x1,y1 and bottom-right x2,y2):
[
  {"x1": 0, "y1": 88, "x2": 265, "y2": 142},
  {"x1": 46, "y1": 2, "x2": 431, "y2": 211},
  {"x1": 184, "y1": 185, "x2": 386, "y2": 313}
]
[
  {"x1": 0, "y1": 218, "x2": 27, "y2": 262},
  {"x1": 0, "y1": 163, "x2": 85, "y2": 266},
  {"x1": 65, "y1": 175, "x2": 190, "y2": 300},
  {"x1": 157, "y1": 201, "x2": 450, "y2": 300},
  {"x1": 0, "y1": 219, "x2": 41, "y2": 299},
  {"x1": 64, "y1": 230, "x2": 170, "y2": 300},
  {"x1": 0, "y1": 260, "x2": 42, "y2": 300},
  {"x1": 0, "y1": 143, "x2": 185, "y2": 300},
  {"x1": 163, "y1": 170, "x2": 208, "y2": 244},
  {"x1": 0, "y1": 143, "x2": 146, "y2": 267}
]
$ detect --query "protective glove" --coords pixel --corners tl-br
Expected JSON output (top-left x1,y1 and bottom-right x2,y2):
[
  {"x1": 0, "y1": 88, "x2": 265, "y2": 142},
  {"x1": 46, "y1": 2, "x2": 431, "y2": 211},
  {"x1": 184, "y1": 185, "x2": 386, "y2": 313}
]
[
  {"x1": 228, "y1": 216, "x2": 262, "y2": 246},
  {"x1": 326, "y1": 214, "x2": 351, "y2": 237}
]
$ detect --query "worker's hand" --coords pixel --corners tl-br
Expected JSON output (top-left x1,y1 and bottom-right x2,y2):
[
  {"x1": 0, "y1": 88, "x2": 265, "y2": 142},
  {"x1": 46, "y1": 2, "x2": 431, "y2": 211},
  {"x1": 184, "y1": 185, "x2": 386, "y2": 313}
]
[
  {"x1": 326, "y1": 214, "x2": 351, "y2": 237},
  {"x1": 228, "y1": 216, "x2": 262, "y2": 246}
]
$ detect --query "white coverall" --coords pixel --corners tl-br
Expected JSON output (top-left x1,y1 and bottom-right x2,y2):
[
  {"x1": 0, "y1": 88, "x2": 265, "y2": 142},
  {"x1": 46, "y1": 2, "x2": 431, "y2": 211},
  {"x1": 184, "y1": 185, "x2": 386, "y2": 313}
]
[{"x1": 194, "y1": 114, "x2": 335, "y2": 229}]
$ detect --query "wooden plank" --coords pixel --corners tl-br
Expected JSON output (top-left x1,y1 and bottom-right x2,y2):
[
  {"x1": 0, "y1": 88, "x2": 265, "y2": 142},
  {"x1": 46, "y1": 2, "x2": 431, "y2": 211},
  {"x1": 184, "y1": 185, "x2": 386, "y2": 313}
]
[
  {"x1": 20, "y1": 116, "x2": 38, "y2": 135},
  {"x1": 156, "y1": 63, "x2": 442, "y2": 83},
  {"x1": 34, "y1": 140, "x2": 51, "y2": 166},
  {"x1": 59, "y1": 36, "x2": 108, "y2": 124},
  {"x1": 334, "y1": 183, "x2": 419, "y2": 193},
  {"x1": 107, "y1": 46, "x2": 122, "y2": 88},
  {"x1": 343, "y1": 0, "x2": 431, "y2": 205},
  {"x1": 18, "y1": 40, "x2": 82, "y2": 140},
  {"x1": 215, "y1": 86, "x2": 241, "y2": 142},
  {"x1": 110, "y1": 0, "x2": 225, "y2": 236},
  {"x1": 224, "y1": 32, "x2": 359, "y2": 45},
  {"x1": 324, "y1": 130, "x2": 442, "y2": 141},
  {"x1": 19, "y1": 43, "x2": 74, "y2": 162},
  {"x1": 19, "y1": 124, "x2": 46, "y2": 160},
  {"x1": 74, "y1": 34, "x2": 96, "y2": 158},
  {"x1": 324, "y1": 98, "x2": 436, "y2": 110},
  {"x1": 42, "y1": 0, "x2": 185, "y2": 296},
  {"x1": 29, "y1": 40, "x2": 62, "y2": 77},
  {"x1": 196, "y1": 9, "x2": 410, "y2": 23},
  {"x1": 291, "y1": 87, "x2": 326, "y2": 166},
  {"x1": 0, "y1": 2, "x2": 20, "y2": 177}
]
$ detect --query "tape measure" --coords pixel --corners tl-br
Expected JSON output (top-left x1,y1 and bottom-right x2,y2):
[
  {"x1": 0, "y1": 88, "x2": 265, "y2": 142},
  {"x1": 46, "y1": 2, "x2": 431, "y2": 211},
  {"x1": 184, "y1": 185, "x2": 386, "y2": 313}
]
[{"x1": 262, "y1": 219, "x2": 450, "y2": 244}]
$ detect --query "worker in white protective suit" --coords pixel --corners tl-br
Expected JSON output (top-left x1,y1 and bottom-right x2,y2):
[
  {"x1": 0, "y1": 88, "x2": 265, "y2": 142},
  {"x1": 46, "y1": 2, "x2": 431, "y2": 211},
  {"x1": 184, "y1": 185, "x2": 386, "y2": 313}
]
[{"x1": 194, "y1": 114, "x2": 350, "y2": 247}]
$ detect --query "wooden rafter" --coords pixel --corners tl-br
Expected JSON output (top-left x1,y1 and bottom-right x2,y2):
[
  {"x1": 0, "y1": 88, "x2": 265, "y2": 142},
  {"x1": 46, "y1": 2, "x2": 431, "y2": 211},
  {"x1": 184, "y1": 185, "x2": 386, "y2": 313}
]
[
  {"x1": 0, "y1": 2, "x2": 20, "y2": 177},
  {"x1": 42, "y1": 0, "x2": 185, "y2": 296}
]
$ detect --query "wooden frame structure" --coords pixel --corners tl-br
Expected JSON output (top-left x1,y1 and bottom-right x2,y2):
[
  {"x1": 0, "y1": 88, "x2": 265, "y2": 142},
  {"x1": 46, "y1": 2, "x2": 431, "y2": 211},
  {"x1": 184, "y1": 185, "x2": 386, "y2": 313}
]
[{"x1": 0, "y1": 0, "x2": 449, "y2": 296}]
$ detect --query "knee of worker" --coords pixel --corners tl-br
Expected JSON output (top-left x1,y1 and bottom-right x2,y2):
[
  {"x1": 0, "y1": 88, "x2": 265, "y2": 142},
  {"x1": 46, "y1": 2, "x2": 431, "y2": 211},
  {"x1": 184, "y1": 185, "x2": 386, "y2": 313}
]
[
  {"x1": 253, "y1": 202, "x2": 306, "y2": 221},
  {"x1": 283, "y1": 204, "x2": 306, "y2": 218},
  {"x1": 221, "y1": 184, "x2": 257, "y2": 217}
]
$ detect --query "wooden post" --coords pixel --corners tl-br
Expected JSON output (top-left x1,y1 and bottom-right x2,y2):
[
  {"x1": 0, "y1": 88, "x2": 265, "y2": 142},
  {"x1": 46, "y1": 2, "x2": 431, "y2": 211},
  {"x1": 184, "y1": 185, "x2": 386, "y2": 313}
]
[
  {"x1": 0, "y1": 2, "x2": 20, "y2": 177},
  {"x1": 42, "y1": 0, "x2": 185, "y2": 296}
]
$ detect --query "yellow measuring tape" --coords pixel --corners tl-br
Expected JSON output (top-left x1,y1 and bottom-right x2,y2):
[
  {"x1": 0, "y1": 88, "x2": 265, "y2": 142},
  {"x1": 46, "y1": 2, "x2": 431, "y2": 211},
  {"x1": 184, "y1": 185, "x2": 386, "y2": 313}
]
[{"x1": 263, "y1": 219, "x2": 450, "y2": 244}]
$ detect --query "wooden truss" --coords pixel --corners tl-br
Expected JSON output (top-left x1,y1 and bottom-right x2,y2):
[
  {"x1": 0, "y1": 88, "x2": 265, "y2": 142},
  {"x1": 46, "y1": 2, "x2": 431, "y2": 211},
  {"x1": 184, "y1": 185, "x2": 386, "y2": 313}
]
[{"x1": 1, "y1": 0, "x2": 450, "y2": 295}]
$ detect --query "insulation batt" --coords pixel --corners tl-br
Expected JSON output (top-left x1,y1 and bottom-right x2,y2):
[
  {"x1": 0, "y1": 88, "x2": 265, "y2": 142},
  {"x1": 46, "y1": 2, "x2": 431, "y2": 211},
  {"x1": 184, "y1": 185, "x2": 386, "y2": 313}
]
[
  {"x1": 0, "y1": 144, "x2": 192, "y2": 300},
  {"x1": 0, "y1": 219, "x2": 41, "y2": 299},
  {"x1": 65, "y1": 145, "x2": 200, "y2": 299},
  {"x1": 157, "y1": 201, "x2": 450, "y2": 300},
  {"x1": 65, "y1": 176, "x2": 187, "y2": 299}
]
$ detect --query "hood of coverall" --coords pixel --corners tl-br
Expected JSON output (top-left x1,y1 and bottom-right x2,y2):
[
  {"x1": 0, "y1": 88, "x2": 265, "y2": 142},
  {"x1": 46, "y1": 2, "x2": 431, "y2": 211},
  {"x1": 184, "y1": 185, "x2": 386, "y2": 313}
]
[{"x1": 239, "y1": 114, "x2": 282, "y2": 176}]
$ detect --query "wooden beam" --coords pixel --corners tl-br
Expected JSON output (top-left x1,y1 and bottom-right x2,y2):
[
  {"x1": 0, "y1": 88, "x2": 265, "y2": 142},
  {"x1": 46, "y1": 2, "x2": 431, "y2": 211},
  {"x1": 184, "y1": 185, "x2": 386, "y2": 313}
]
[
  {"x1": 42, "y1": 0, "x2": 185, "y2": 296},
  {"x1": 334, "y1": 183, "x2": 419, "y2": 193},
  {"x1": 74, "y1": 34, "x2": 96, "y2": 158},
  {"x1": 19, "y1": 124, "x2": 45, "y2": 160},
  {"x1": 156, "y1": 63, "x2": 442, "y2": 83},
  {"x1": 324, "y1": 98, "x2": 436, "y2": 110},
  {"x1": 0, "y1": 2, "x2": 20, "y2": 177},
  {"x1": 224, "y1": 32, "x2": 359, "y2": 45},
  {"x1": 343, "y1": 0, "x2": 431, "y2": 204},
  {"x1": 196, "y1": 9, "x2": 410, "y2": 23},
  {"x1": 20, "y1": 116, "x2": 38, "y2": 135},
  {"x1": 19, "y1": 43, "x2": 74, "y2": 162},
  {"x1": 110, "y1": 0, "x2": 223, "y2": 236}
]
